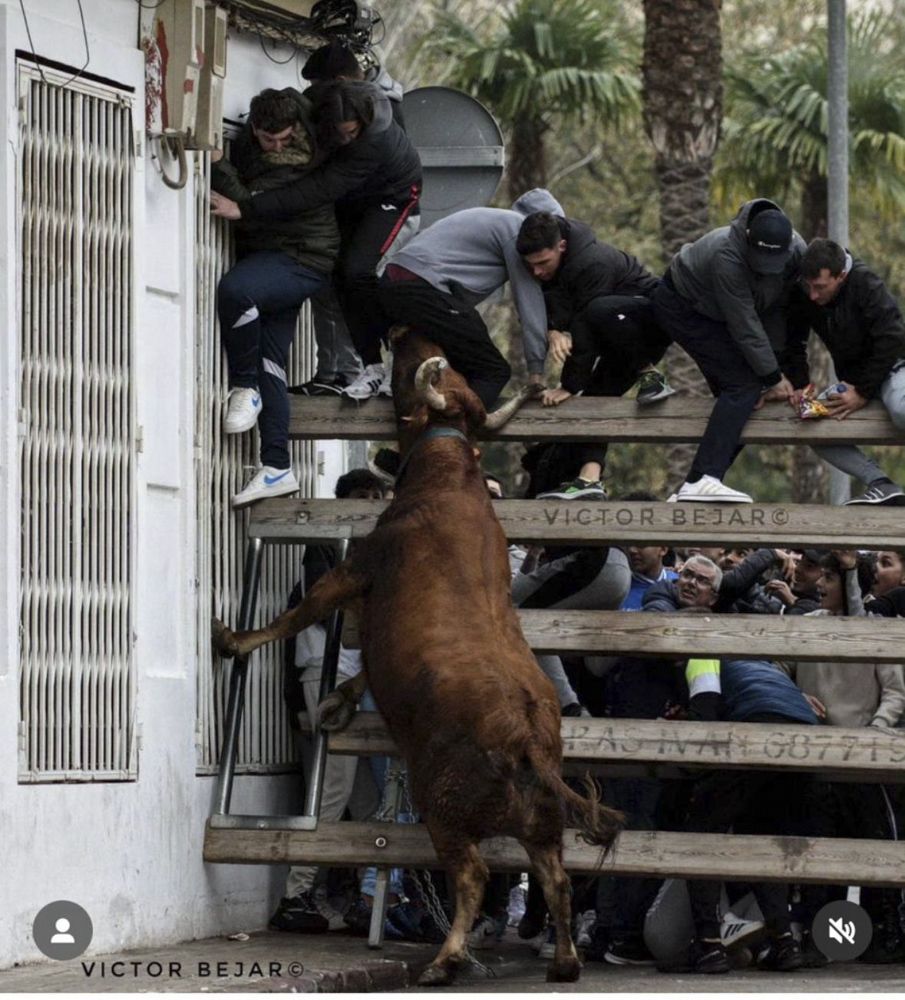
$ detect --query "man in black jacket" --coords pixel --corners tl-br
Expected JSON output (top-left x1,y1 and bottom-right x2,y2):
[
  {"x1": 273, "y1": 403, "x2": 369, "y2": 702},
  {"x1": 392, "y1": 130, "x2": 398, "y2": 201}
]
[
  {"x1": 785, "y1": 238, "x2": 905, "y2": 505},
  {"x1": 515, "y1": 211, "x2": 673, "y2": 501},
  {"x1": 211, "y1": 88, "x2": 339, "y2": 507}
]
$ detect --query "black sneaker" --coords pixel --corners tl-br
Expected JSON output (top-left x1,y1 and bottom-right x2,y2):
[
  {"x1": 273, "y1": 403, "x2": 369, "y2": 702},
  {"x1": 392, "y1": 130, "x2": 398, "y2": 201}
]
[
  {"x1": 342, "y1": 897, "x2": 373, "y2": 936},
  {"x1": 845, "y1": 480, "x2": 905, "y2": 505},
  {"x1": 289, "y1": 375, "x2": 348, "y2": 396},
  {"x1": 635, "y1": 369, "x2": 676, "y2": 405},
  {"x1": 799, "y1": 929, "x2": 829, "y2": 968},
  {"x1": 657, "y1": 938, "x2": 730, "y2": 974},
  {"x1": 604, "y1": 937, "x2": 655, "y2": 965},
  {"x1": 756, "y1": 932, "x2": 803, "y2": 972},
  {"x1": 269, "y1": 891, "x2": 329, "y2": 933},
  {"x1": 536, "y1": 478, "x2": 608, "y2": 501},
  {"x1": 584, "y1": 923, "x2": 611, "y2": 963}
]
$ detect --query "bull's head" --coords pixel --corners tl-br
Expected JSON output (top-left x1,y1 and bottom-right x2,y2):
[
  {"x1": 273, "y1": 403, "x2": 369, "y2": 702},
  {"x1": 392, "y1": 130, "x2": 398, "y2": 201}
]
[{"x1": 390, "y1": 326, "x2": 535, "y2": 450}]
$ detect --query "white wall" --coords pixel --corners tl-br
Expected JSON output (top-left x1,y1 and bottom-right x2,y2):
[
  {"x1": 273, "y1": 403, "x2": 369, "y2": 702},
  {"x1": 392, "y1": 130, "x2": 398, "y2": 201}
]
[{"x1": 0, "y1": 0, "x2": 342, "y2": 969}]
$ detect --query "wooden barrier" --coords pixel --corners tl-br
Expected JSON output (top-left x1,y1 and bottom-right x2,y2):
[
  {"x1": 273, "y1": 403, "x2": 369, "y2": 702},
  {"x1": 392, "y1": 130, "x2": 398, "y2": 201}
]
[
  {"x1": 340, "y1": 608, "x2": 905, "y2": 662},
  {"x1": 203, "y1": 821, "x2": 905, "y2": 887},
  {"x1": 289, "y1": 395, "x2": 901, "y2": 445},
  {"x1": 327, "y1": 713, "x2": 905, "y2": 783},
  {"x1": 207, "y1": 394, "x2": 905, "y2": 898},
  {"x1": 249, "y1": 497, "x2": 905, "y2": 549}
]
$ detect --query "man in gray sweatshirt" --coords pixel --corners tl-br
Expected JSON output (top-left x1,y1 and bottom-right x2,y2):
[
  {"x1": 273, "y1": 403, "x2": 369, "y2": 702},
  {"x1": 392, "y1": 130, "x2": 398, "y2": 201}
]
[
  {"x1": 652, "y1": 198, "x2": 806, "y2": 502},
  {"x1": 377, "y1": 189, "x2": 563, "y2": 407}
]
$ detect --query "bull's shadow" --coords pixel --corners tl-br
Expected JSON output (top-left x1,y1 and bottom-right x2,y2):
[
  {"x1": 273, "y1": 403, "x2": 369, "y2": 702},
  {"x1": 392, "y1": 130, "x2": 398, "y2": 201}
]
[{"x1": 212, "y1": 328, "x2": 623, "y2": 986}]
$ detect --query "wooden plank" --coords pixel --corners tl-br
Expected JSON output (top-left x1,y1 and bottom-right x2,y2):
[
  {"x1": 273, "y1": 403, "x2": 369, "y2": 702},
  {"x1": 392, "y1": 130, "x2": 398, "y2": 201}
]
[
  {"x1": 327, "y1": 714, "x2": 905, "y2": 781},
  {"x1": 288, "y1": 395, "x2": 901, "y2": 444},
  {"x1": 340, "y1": 609, "x2": 905, "y2": 662},
  {"x1": 249, "y1": 498, "x2": 905, "y2": 549},
  {"x1": 203, "y1": 821, "x2": 905, "y2": 886}
]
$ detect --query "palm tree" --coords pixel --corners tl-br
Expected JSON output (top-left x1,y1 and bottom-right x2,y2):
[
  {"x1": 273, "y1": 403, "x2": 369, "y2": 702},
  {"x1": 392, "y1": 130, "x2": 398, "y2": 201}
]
[
  {"x1": 428, "y1": 0, "x2": 640, "y2": 200},
  {"x1": 641, "y1": 0, "x2": 723, "y2": 487},
  {"x1": 717, "y1": 10, "x2": 905, "y2": 239}
]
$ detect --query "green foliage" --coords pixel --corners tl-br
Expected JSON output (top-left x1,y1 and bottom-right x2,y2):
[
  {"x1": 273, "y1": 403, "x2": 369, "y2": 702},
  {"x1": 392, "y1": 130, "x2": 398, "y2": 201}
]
[
  {"x1": 716, "y1": 10, "x2": 905, "y2": 223},
  {"x1": 426, "y1": 0, "x2": 640, "y2": 129}
]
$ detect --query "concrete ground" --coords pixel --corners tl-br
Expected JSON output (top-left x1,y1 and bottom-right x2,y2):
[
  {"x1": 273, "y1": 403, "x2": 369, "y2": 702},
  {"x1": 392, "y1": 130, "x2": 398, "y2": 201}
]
[{"x1": 2, "y1": 927, "x2": 905, "y2": 994}]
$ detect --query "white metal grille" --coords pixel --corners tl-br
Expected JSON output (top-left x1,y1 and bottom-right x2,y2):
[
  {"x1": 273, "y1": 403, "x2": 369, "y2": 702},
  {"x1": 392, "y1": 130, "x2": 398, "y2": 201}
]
[
  {"x1": 18, "y1": 67, "x2": 135, "y2": 781},
  {"x1": 194, "y1": 150, "x2": 318, "y2": 774}
]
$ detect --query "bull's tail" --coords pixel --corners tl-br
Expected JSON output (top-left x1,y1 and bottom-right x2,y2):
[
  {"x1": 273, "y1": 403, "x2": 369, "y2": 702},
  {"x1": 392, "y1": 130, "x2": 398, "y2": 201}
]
[{"x1": 527, "y1": 748, "x2": 624, "y2": 852}]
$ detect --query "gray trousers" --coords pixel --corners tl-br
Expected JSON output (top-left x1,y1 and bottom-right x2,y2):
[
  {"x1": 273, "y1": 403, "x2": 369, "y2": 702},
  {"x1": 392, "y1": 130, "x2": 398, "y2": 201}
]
[
  {"x1": 813, "y1": 364, "x2": 905, "y2": 486},
  {"x1": 311, "y1": 286, "x2": 363, "y2": 383}
]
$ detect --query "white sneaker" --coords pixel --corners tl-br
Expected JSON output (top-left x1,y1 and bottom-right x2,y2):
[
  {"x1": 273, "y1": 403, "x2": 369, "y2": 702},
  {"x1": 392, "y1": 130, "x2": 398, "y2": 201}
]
[
  {"x1": 224, "y1": 387, "x2": 262, "y2": 434},
  {"x1": 721, "y1": 914, "x2": 765, "y2": 951},
  {"x1": 231, "y1": 466, "x2": 299, "y2": 508},
  {"x1": 574, "y1": 909, "x2": 596, "y2": 950},
  {"x1": 377, "y1": 360, "x2": 393, "y2": 397},
  {"x1": 344, "y1": 363, "x2": 386, "y2": 400},
  {"x1": 675, "y1": 475, "x2": 752, "y2": 503}
]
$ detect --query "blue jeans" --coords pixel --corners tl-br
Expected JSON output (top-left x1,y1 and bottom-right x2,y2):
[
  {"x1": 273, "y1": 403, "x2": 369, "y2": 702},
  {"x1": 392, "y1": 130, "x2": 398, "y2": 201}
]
[{"x1": 218, "y1": 251, "x2": 327, "y2": 468}]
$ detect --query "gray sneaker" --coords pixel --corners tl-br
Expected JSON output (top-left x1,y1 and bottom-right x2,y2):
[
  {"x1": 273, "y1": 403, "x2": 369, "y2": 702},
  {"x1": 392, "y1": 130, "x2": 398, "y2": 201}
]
[
  {"x1": 845, "y1": 481, "x2": 905, "y2": 505},
  {"x1": 635, "y1": 369, "x2": 676, "y2": 405}
]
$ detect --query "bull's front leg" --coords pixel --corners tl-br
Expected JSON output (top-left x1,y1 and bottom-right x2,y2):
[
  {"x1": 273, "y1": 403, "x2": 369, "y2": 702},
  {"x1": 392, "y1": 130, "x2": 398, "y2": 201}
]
[{"x1": 212, "y1": 561, "x2": 368, "y2": 660}]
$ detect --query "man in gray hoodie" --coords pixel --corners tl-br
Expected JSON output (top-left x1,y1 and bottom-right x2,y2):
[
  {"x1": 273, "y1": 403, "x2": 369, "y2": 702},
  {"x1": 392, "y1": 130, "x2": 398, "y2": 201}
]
[
  {"x1": 377, "y1": 189, "x2": 563, "y2": 408},
  {"x1": 652, "y1": 199, "x2": 805, "y2": 502}
]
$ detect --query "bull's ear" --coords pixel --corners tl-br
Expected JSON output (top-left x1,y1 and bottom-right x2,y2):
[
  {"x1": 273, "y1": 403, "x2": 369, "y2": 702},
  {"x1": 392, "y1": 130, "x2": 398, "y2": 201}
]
[{"x1": 458, "y1": 387, "x2": 488, "y2": 430}]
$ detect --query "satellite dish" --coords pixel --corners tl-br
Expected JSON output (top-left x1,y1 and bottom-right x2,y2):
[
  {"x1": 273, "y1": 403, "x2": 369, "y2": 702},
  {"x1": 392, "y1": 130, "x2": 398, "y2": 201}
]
[{"x1": 401, "y1": 86, "x2": 505, "y2": 228}]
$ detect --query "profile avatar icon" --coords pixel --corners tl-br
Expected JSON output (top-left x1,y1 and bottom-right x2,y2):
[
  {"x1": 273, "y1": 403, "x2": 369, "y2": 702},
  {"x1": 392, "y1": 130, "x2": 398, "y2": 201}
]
[{"x1": 50, "y1": 917, "x2": 75, "y2": 944}]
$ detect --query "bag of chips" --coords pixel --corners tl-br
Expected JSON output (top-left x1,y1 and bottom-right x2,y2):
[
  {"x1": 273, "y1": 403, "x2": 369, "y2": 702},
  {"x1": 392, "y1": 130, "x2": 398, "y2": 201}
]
[{"x1": 799, "y1": 383, "x2": 847, "y2": 419}]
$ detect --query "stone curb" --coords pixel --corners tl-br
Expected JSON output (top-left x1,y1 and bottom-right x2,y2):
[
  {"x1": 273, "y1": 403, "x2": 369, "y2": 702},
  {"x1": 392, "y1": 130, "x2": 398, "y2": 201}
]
[{"x1": 255, "y1": 958, "x2": 413, "y2": 993}]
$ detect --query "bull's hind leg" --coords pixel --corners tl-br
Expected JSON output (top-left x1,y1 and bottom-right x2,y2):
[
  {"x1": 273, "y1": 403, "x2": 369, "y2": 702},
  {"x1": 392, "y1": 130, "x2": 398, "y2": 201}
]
[
  {"x1": 212, "y1": 560, "x2": 367, "y2": 660},
  {"x1": 417, "y1": 835, "x2": 488, "y2": 987},
  {"x1": 523, "y1": 841, "x2": 581, "y2": 983}
]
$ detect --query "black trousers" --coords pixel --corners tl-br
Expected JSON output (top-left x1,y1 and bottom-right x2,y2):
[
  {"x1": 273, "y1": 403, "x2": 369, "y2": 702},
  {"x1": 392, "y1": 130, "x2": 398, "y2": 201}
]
[
  {"x1": 336, "y1": 193, "x2": 420, "y2": 365},
  {"x1": 651, "y1": 279, "x2": 764, "y2": 482},
  {"x1": 378, "y1": 273, "x2": 511, "y2": 408}
]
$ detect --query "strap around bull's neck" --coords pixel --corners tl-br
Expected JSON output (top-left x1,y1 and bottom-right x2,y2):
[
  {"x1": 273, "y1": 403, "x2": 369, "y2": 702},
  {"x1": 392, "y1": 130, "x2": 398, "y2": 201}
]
[{"x1": 395, "y1": 426, "x2": 469, "y2": 487}]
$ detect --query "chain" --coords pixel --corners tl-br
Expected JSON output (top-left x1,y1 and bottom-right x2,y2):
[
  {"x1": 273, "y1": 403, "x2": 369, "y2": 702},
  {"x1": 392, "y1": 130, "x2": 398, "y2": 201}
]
[{"x1": 399, "y1": 770, "x2": 496, "y2": 979}]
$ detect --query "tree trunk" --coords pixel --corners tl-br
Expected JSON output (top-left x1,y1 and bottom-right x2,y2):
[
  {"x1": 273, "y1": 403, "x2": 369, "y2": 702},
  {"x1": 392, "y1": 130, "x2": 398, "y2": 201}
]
[
  {"x1": 642, "y1": 0, "x2": 723, "y2": 488},
  {"x1": 800, "y1": 169, "x2": 828, "y2": 241},
  {"x1": 506, "y1": 115, "x2": 547, "y2": 202}
]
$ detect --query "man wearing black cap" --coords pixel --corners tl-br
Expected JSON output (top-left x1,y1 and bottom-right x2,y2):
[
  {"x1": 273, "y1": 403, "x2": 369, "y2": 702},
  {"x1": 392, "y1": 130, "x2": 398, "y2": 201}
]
[{"x1": 652, "y1": 199, "x2": 806, "y2": 502}]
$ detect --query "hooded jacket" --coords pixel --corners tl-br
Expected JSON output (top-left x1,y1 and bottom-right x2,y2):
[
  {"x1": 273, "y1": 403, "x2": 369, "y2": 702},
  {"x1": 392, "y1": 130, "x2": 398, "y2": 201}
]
[
  {"x1": 669, "y1": 198, "x2": 806, "y2": 384},
  {"x1": 386, "y1": 189, "x2": 564, "y2": 374},
  {"x1": 240, "y1": 83, "x2": 421, "y2": 223},
  {"x1": 210, "y1": 88, "x2": 339, "y2": 273},
  {"x1": 543, "y1": 219, "x2": 659, "y2": 331},
  {"x1": 784, "y1": 257, "x2": 905, "y2": 398}
]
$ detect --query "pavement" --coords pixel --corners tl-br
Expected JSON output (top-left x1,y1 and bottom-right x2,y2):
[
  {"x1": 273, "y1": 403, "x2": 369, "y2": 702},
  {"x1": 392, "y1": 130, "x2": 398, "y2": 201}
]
[{"x1": 2, "y1": 927, "x2": 905, "y2": 994}]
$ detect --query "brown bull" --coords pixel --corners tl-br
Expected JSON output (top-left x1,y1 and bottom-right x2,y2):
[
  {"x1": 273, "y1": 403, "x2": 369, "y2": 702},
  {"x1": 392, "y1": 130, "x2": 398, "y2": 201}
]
[{"x1": 212, "y1": 329, "x2": 623, "y2": 985}]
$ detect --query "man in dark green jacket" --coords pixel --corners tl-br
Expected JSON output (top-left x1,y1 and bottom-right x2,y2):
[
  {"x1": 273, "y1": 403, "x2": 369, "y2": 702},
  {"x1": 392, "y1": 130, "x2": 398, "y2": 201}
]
[{"x1": 211, "y1": 88, "x2": 340, "y2": 508}]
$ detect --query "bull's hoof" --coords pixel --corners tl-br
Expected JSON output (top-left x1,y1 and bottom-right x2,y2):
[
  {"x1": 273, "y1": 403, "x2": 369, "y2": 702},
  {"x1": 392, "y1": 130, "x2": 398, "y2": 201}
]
[
  {"x1": 546, "y1": 958, "x2": 581, "y2": 983},
  {"x1": 317, "y1": 691, "x2": 355, "y2": 732},
  {"x1": 417, "y1": 963, "x2": 455, "y2": 987},
  {"x1": 211, "y1": 617, "x2": 239, "y2": 658}
]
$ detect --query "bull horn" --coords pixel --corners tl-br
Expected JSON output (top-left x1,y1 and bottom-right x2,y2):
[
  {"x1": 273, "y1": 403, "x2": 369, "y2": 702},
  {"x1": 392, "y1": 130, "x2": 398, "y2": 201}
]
[
  {"x1": 484, "y1": 384, "x2": 535, "y2": 431},
  {"x1": 414, "y1": 356, "x2": 448, "y2": 410}
]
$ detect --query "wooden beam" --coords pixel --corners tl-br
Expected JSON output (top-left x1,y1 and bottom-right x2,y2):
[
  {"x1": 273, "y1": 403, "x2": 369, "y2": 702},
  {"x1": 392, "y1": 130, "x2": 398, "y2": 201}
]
[
  {"x1": 327, "y1": 714, "x2": 905, "y2": 782},
  {"x1": 340, "y1": 609, "x2": 905, "y2": 662},
  {"x1": 203, "y1": 821, "x2": 905, "y2": 886},
  {"x1": 249, "y1": 498, "x2": 905, "y2": 549},
  {"x1": 288, "y1": 395, "x2": 901, "y2": 444}
]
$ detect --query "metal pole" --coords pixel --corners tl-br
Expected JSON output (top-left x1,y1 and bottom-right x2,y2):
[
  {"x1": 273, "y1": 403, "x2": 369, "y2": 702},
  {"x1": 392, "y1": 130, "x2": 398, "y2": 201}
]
[
  {"x1": 826, "y1": 0, "x2": 851, "y2": 505},
  {"x1": 303, "y1": 538, "x2": 350, "y2": 820},
  {"x1": 213, "y1": 536, "x2": 265, "y2": 816}
]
